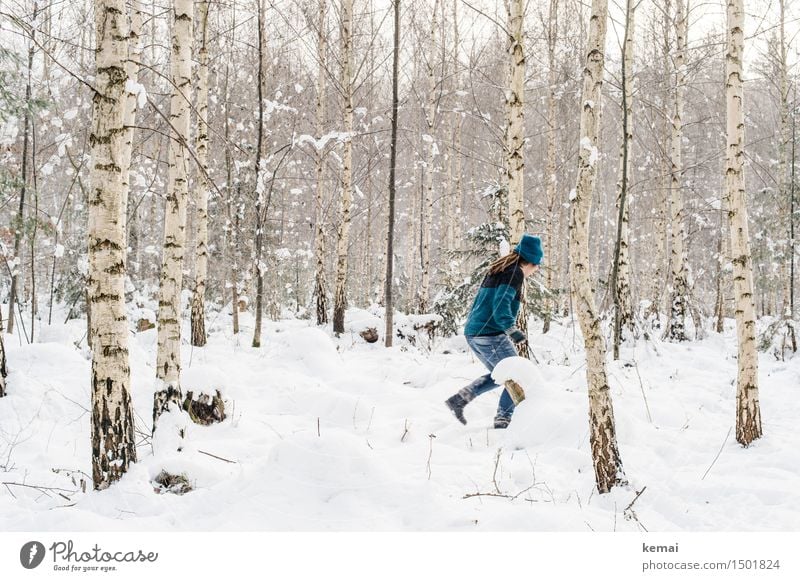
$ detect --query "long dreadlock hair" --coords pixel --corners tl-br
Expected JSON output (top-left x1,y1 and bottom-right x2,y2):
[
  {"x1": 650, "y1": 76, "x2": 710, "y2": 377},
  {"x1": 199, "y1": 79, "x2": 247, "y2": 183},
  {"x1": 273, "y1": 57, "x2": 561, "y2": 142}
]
[{"x1": 487, "y1": 250, "x2": 530, "y2": 275}]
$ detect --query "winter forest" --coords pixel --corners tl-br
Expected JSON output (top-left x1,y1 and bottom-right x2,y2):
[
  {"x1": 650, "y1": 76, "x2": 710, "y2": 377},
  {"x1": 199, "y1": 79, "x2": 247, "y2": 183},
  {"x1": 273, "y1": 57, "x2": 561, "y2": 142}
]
[{"x1": 1, "y1": 0, "x2": 799, "y2": 534}]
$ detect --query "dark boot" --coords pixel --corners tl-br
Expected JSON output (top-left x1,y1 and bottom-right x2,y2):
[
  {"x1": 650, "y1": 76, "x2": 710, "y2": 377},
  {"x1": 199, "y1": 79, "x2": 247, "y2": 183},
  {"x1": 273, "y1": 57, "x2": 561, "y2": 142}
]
[
  {"x1": 493, "y1": 416, "x2": 511, "y2": 429},
  {"x1": 445, "y1": 394, "x2": 468, "y2": 425}
]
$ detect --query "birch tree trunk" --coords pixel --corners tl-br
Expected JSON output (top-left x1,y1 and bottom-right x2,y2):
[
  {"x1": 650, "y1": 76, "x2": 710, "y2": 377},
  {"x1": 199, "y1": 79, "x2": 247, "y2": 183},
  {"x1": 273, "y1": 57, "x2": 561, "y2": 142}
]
[
  {"x1": 665, "y1": 0, "x2": 690, "y2": 342},
  {"x1": 28, "y1": 137, "x2": 38, "y2": 343},
  {"x1": 453, "y1": 121, "x2": 463, "y2": 247},
  {"x1": 314, "y1": 0, "x2": 329, "y2": 325},
  {"x1": 542, "y1": 0, "x2": 559, "y2": 335},
  {"x1": 333, "y1": 0, "x2": 354, "y2": 334},
  {"x1": 252, "y1": 0, "x2": 268, "y2": 347},
  {"x1": 88, "y1": 0, "x2": 137, "y2": 488},
  {"x1": 505, "y1": 0, "x2": 530, "y2": 357},
  {"x1": 444, "y1": 0, "x2": 457, "y2": 256},
  {"x1": 418, "y1": 0, "x2": 439, "y2": 314},
  {"x1": 777, "y1": 0, "x2": 790, "y2": 316},
  {"x1": 647, "y1": 0, "x2": 671, "y2": 329},
  {"x1": 714, "y1": 195, "x2": 727, "y2": 333},
  {"x1": 190, "y1": 0, "x2": 210, "y2": 347},
  {"x1": 444, "y1": 114, "x2": 455, "y2": 254},
  {"x1": 364, "y1": 158, "x2": 374, "y2": 306},
  {"x1": 725, "y1": 0, "x2": 762, "y2": 446},
  {"x1": 363, "y1": 3, "x2": 377, "y2": 307},
  {"x1": 230, "y1": 189, "x2": 242, "y2": 336},
  {"x1": 790, "y1": 84, "x2": 797, "y2": 320},
  {"x1": 611, "y1": 0, "x2": 636, "y2": 358},
  {"x1": 451, "y1": 0, "x2": 463, "y2": 250},
  {"x1": 506, "y1": 0, "x2": 525, "y2": 245},
  {"x1": 6, "y1": 1, "x2": 39, "y2": 338},
  {"x1": 222, "y1": 6, "x2": 240, "y2": 336},
  {"x1": 568, "y1": 0, "x2": 625, "y2": 494},
  {"x1": 385, "y1": 0, "x2": 400, "y2": 347},
  {"x1": 0, "y1": 313, "x2": 7, "y2": 397},
  {"x1": 154, "y1": 0, "x2": 193, "y2": 426},
  {"x1": 406, "y1": 181, "x2": 420, "y2": 312},
  {"x1": 440, "y1": 0, "x2": 461, "y2": 293},
  {"x1": 122, "y1": 2, "x2": 142, "y2": 269}
]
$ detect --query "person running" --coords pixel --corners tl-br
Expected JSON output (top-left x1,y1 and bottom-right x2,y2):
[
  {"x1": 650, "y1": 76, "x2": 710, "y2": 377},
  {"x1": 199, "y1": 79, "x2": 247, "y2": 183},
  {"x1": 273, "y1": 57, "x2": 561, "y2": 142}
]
[{"x1": 445, "y1": 234, "x2": 542, "y2": 429}]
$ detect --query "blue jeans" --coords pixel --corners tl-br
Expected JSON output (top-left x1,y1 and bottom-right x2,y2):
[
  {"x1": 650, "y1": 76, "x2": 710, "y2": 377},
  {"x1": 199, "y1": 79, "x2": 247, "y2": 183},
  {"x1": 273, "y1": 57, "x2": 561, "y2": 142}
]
[{"x1": 459, "y1": 334, "x2": 518, "y2": 420}]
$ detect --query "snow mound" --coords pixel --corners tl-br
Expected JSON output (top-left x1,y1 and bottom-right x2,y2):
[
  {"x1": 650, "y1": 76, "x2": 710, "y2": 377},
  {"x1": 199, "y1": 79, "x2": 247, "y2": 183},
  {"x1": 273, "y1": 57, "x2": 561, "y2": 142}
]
[
  {"x1": 182, "y1": 364, "x2": 230, "y2": 396},
  {"x1": 273, "y1": 326, "x2": 341, "y2": 375},
  {"x1": 491, "y1": 356, "x2": 543, "y2": 391},
  {"x1": 345, "y1": 307, "x2": 383, "y2": 334},
  {"x1": 505, "y1": 392, "x2": 587, "y2": 450},
  {"x1": 266, "y1": 431, "x2": 393, "y2": 490}
]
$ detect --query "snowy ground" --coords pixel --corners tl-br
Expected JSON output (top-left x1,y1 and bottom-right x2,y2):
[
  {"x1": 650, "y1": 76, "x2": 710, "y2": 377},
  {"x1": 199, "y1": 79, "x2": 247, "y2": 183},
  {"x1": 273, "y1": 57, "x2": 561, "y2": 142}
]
[{"x1": 1, "y1": 304, "x2": 799, "y2": 532}]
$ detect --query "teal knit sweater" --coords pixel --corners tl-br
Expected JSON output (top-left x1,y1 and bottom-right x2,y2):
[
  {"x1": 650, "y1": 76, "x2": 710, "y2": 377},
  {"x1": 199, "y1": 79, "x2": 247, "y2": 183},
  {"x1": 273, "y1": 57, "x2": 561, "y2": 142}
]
[{"x1": 463, "y1": 263, "x2": 524, "y2": 336}]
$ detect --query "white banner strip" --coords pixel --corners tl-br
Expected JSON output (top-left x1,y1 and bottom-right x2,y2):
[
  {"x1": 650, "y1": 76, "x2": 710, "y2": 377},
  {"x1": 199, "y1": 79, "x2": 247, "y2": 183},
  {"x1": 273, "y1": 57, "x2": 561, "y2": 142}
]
[{"x1": 2, "y1": 532, "x2": 798, "y2": 580}]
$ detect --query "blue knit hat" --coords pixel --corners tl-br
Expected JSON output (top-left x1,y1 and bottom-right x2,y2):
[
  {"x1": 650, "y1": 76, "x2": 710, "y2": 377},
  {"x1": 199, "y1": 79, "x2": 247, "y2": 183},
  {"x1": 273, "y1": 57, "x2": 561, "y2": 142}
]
[{"x1": 515, "y1": 234, "x2": 543, "y2": 265}]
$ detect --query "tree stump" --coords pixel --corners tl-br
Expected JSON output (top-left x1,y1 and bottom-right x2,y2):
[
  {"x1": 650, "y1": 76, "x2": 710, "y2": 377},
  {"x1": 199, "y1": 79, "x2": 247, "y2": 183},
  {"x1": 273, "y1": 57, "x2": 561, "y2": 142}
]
[
  {"x1": 503, "y1": 379, "x2": 526, "y2": 406},
  {"x1": 183, "y1": 389, "x2": 226, "y2": 426},
  {"x1": 153, "y1": 470, "x2": 193, "y2": 495},
  {"x1": 359, "y1": 327, "x2": 379, "y2": 343}
]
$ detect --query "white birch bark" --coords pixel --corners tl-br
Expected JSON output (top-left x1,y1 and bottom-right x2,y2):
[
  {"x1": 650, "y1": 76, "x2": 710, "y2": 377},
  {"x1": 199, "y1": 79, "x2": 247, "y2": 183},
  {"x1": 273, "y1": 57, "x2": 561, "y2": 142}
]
[
  {"x1": 154, "y1": 0, "x2": 193, "y2": 425},
  {"x1": 333, "y1": 0, "x2": 354, "y2": 334},
  {"x1": 385, "y1": 0, "x2": 401, "y2": 347},
  {"x1": 714, "y1": 195, "x2": 727, "y2": 332},
  {"x1": 221, "y1": 11, "x2": 240, "y2": 336},
  {"x1": 505, "y1": 0, "x2": 530, "y2": 356},
  {"x1": 444, "y1": 0, "x2": 457, "y2": 256},
  {"x1": 230, "y1": 196, "x2": 242, "y2": 336},
  {"x1": 88, "y1": 0, "x2": 137, "y2": 488},
  {"x1": 453, "y1": 122, "x2": 463, "y2": 247},
  {"x1": 568, "y1": 0, "x2": 625, "y2": 493},
  {"x1": 506, "y1": 0, "x2": 525, "y2": 246},
  {"x1": 777, "y1": 0, "x2": 790, "y2": 315},
  {"x1": 122, "y1": 2, "x2": 142, "y2": 262},
  {"x1": 419, "y1": 0, "x2": 439, "y2": 314},
  {"x1": 6, "y1": 1, "x2": 39, "y2": 338},
  {"x1": 543, "y1": 0, "x2": 559, "y2": 334},
  {"x1": 451, "y1": 0, "x2": 463, "y2": 250},
  {"x1": 665, "y1": 0, "x2": 690, "y2": 341},
  {"x1": 407, "y1": 183, "x2": 420, "y2": 312},
  {"x1": 444, "y1": 115, "x2": 455, "y2": 253},
  {"x1": 648, "y1": 0, "x2": 672, "y2": 326},
  {"x1": 0, "y1": 311, "x2": 7, "y2": 397},
  {"x1": 612, "y1": 0, "x2": 636, "y2": 352},
  {"x1": 190, "y1": 0, "x2": 210, "y2": 347},
  {"x1": 252, "y1": 0, "x2": 268, "y2": 347},
  {"x1": 725, "y1": 0, "x2": 762, "y2": 446},
  {"x1": 445, "y1": 116, "x2": 464, "y2": 254},
  {"x1": 363, "y1": 0, "x2": 379, "y2": 307},
  {"x1": 314, "y1": 0, "x2": 329, "y2": 325},
  {"x1": 106, "y1": 0, "x2": 140, "y2": 283}
]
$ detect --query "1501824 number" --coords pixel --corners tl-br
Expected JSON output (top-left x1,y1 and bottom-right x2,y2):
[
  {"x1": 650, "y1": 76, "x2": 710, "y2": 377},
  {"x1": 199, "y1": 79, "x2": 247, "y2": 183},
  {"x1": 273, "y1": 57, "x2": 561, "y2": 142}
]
[{"x1": 736, "y1": 560, "x2": 780, "y2": 570}]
